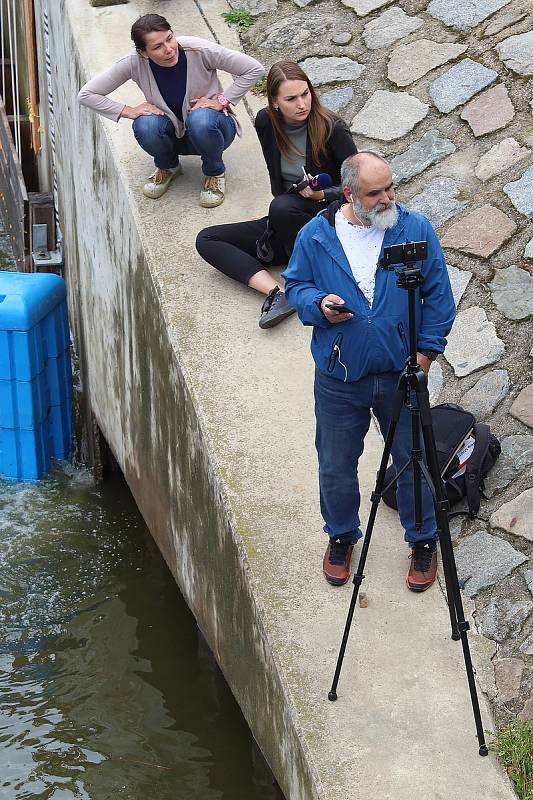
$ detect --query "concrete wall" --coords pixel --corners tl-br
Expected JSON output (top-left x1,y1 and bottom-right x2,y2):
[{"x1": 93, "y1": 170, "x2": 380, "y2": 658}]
[{"x1": 33, "y1": 1, "x2": 319, "y2": 797}]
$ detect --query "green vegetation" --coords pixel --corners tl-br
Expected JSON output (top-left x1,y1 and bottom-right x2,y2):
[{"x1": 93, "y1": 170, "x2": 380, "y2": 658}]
[
  {"x1": 490, "y1": 719, "x2": 533, "y2": 800},
  {"x1": 221, "y1": 9, "x2": 257, "y2": 30},
  {"x1": 253, "y1": 75, "x2": 267, "y2": 95}
]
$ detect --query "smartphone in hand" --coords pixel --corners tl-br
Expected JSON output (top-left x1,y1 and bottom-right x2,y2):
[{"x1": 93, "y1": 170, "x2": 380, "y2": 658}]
[{"x1": 326, "y1": 302, "x2": 355, "y2": 315}]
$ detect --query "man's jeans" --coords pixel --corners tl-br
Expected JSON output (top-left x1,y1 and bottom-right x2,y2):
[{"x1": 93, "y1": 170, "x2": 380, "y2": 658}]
[
  {"x1": 132, "y1": 110, "x2": 236, "y2": 176},
  {"x1": 314, "y1": 369, "x2": 437, "y2": 545}
]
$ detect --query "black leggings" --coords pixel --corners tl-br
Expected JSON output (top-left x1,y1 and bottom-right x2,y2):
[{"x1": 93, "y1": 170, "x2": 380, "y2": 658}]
[{"x1": 195, "y1": 192, "x2": 323, "y2": 285}]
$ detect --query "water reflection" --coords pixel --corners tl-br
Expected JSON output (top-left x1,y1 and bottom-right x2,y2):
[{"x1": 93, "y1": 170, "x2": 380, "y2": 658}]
[{"x1": 0, "y1": 467, "x2": 284, "y2": 800}]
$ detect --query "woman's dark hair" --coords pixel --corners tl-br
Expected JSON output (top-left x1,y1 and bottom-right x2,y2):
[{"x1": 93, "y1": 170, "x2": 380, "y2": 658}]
[
  {"x1": 266, "y1": 61, "x2": 337, "y2": 167},
  {"x1": 131, "y1": 14, "x2": 171, "y2": 50}
]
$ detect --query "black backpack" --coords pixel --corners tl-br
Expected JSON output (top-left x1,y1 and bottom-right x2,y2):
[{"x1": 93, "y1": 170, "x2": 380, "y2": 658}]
[{"x1": 382, "y1": 403, "x2": 501, "y2": 519}]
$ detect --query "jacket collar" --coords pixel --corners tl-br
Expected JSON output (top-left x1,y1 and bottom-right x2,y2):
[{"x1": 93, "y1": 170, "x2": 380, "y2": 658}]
[{"x1": 313, "y1": 201, "x2": 409, "y2": 279}]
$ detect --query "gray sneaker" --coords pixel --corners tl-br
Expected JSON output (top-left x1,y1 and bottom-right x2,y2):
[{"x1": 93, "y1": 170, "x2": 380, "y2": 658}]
[{"x1": 259, "y1": 287, "x2": 296, "y2": 329}]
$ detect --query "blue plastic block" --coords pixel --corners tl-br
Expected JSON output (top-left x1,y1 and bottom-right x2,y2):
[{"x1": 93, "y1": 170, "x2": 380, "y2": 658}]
[
  {"x1": 0, "y1": 370, "x2": 48, "y2": 429},
  {"x1": 0, "y1": 327, "x2": 45, "y2": 381},
  {"x1": 0, "y1": 423, "x2": 52, "y2": 480},
  {"x1": 48, "y1": 400, "x2": 72, "y2": 460},
  {"x1": 45, "y1": 349, "x2": 73, "y2": 407},
  {"x1": 0, "y1": 272, "x2": 67, "y2": 330},
  {"x1": 42, "y1": 301, "x2": 70, "y2": 359}
]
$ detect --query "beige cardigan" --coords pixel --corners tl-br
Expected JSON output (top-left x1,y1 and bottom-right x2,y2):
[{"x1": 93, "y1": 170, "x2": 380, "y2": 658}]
[{"x1": 77, "y1": 36, "x2": 264, "y2": 137}]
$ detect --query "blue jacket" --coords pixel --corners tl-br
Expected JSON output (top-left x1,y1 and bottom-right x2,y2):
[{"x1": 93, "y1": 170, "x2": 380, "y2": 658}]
[{"x1": 282, "y1": 202, "x2": 456, "y2": 384}]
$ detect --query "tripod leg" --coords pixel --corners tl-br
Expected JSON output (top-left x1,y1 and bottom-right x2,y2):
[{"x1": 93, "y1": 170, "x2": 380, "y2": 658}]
[
  {"x1": 410, "y1": 405, "x2": 423, "y2": 530},
  {"x1": 417, "y1": 384, "x2": 488, "y2": 756},
  {"x1": 329, "y1": 381, "x2": 405, "y2": 701}
]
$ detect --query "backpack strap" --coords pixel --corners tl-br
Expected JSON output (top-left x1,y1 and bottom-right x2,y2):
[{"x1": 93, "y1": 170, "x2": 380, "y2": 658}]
[{"x1": 465, "y1": 423, "x2": 491, "y2": 518}]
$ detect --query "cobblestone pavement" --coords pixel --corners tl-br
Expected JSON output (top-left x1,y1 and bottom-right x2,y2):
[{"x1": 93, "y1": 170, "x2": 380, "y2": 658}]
[{"x1": 231, "y1": 0, "x2": 532, "y2": 724}]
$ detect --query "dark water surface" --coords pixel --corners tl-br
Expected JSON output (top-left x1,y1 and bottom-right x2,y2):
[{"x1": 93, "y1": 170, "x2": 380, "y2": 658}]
[{"x1": 0, "y1": 468, "x2": 284, "y2": 800}]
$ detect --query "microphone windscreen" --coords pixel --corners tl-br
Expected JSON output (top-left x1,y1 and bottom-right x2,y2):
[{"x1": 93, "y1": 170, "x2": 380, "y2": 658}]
[{"x1": 310, "y1": 173, "x2": 333, "y2": 190}]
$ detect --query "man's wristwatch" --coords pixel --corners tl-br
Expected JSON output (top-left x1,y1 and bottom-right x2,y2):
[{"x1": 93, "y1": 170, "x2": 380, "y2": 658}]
[
  {"x1": 217, "y1": 94, "x2": 229, "y2": 115},
  {"x1": 418, "y1": 349, "x2": 440, "y2": 362}
]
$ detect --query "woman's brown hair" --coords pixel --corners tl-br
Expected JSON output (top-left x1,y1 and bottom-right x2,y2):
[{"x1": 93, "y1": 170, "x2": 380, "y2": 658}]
[
  {"x1": 131, "y1": 14, "x2": 171, "y2": 50},
  {"x1": 266, "y1": 61, "x2": 337, "y2": 167}
]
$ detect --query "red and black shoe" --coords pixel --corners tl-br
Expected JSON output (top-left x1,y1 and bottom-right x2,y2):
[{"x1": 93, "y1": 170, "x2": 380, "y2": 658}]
[
  {"x1": 406, "y1": 539, "x2": 438, "y2": 592},
  {"x1": 323, "y1": 535, "x2": 354, "y2": 586}
]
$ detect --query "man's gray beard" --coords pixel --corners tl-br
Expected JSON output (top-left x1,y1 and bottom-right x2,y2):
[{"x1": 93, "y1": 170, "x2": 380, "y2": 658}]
[{"x1": 353, "y1": 199, "x2": 399, "y2": 230}]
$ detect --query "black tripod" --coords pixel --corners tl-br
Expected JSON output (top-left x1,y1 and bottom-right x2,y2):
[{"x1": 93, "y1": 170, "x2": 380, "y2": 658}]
[{"x1": 327, "y1": 243, "x2": 488, "y2": 757}]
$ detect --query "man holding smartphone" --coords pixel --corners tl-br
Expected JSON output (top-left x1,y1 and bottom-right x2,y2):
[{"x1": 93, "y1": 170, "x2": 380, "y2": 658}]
[{"x1": 282, "y1": 152, "x2": 455, "y2": 592}]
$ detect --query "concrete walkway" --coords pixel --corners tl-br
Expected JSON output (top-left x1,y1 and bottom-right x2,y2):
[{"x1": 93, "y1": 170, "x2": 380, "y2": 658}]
[{"x1": 67, "y1": 0, "x2": 515, "y2": 797}]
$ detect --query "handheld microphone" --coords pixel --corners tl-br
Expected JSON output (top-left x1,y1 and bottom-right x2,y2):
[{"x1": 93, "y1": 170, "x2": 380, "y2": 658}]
[{"x1": 288, "y1": 172, "x2": 332, "y2": 194}]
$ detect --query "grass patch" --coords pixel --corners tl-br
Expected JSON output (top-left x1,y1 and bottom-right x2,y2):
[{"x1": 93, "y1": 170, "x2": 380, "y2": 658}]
[
  {"x1": 490, "y1": 719, "x2": 533, "y2": 800},
  {"x1": 221, "y1": 9, "x2": 257, "y2": 30},
  {"x1": 252, "y1": 75, "x2": 267, "y2": 95}
]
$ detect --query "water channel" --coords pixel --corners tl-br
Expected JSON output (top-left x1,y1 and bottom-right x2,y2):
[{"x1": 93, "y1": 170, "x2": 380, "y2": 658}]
[
  {"x1": 0, "y1": 465, "x2": 288, "y2": 800},
  {"x1": 0, "y1": 466, "x2": 285, "y2": 799}
]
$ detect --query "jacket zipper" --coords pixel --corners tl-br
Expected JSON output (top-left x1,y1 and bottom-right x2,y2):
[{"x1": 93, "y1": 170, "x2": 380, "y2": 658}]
[
  {"x1": 397, "y1": 321, "x2": 408, "y2": 356},
  {"x1": 328, "y1": 334, "x2": 348, "y2": 382}
]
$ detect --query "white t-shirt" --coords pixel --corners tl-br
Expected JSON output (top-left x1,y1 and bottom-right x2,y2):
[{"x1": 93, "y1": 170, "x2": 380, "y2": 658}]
[{"x1": 335, "y1": 209, "x2": 385, "y2": 307}]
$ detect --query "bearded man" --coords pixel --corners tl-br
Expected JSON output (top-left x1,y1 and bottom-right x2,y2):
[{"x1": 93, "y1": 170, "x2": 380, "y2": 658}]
[{"x1": 282, "y1": 151, "x2": 456, "y2": 592}]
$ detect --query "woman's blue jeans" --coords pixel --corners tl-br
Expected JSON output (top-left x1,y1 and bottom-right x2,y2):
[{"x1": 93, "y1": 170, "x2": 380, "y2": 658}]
[
  {"x1": 132, "y1": 110, "x2": 236, "y2": 176},
  {"x1": 314, "y1": 369, "x2": 437, "y2": 545}
]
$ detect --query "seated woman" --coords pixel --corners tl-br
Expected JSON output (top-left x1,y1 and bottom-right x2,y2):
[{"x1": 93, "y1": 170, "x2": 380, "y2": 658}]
[
  {"x1": 195, "y1": 60, "x2": 357, "y2": 328},
  {"x1": 78, "y1": 13, "x2": 264, "y2": 208}
]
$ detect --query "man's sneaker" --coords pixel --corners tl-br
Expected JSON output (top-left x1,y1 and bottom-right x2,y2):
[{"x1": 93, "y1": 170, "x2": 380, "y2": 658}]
[
  {"x1": 143, "y1": 164, "x2": 182, "y2": 199},
  {"x1": 406, "y1": 539, "x2": 437, "y2": 592},
  {"x1": 259, "y1": 287, "x2": 296, "y2": 329},
  {"x1": 323, "y1": 535, "x2": 354, "y2": 586},
  {"x1": 199, "y1": 174, "x2": 225, "y2": 208}
]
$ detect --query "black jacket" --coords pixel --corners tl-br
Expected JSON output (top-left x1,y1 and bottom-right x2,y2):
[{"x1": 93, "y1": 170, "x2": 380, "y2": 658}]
[{"x1": 254, "y1": 107, "x2": 357, "y2": 204}]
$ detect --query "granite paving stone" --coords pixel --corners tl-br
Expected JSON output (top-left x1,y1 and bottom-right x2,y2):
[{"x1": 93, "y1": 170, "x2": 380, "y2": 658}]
[
  {"x1": 483, "y1": 8, "x2": 529, "y2": 36},
  {"x1": 484, "y1": 435, "x2": 533, "y2": 498},
  {"x1": 510, "y1": 384, "x2": 533, "y2": 429},
  {"x1": 460, "y1": 369, "x2": 509, "y2": 419},
  {"x1": 476, "y1": 599, "x2": 531, "y2": 642},
  {"x1": 525, "y1": 238, "x2": 533, "y2": 259},
  {"x1": 350, "y1": 90, "x2": 428, "y2": 141},
  {"x1": 387, "y1": 40, "x2": 467, "y2": 88},
  {"x1": 496, "y1": 31, "x2": 533, "y2": 76},
  {"x1": 298, "y1": 56, "x2": 365, "y2": 86},
  {"x1": 489, "y1": 267, "x2": 533, "y2": 321},
  {"x1": 445, "y1": 306, "x2": 505, "y2": 377},
  {"x1": 261, "y1": 14, "x2": 331, "y2": 49},
  {"x1": 427, "y1": 0, "x2": 512, "y2": 31},
  {"x1": 228, "y1": 0, "x2": 277, "y2": 13},
  {"x1": 490, "y1": 487, "x2": 533, "y2": 542},
  {"x1": 341, "y1": 0, "x2": 393, "y2": 16},
  {"x1": 390, "y1": 130, "x2": 455, "y2": 184},
  {"x1": 525, "y1": 570, "x2": 533, "y2": 597},
  {"x1": 362, "y1": 7, "x2": 422, "y2": 50},
  {"x1": 429, "y1": 59, "x2": 498, "y2": 114},
  {"x1": 428, "y1": 361, "x2": 443, "y2": 406},
  {"x1": 454, "y1": 531, "x2": 527, "y2": 597},
  {"x1": 320, "y1": 87, "x2": 354, "y2": 114},
  {"x1": 460, "y1": 84, "x2": 515, "y2": 137},
  {"x1": 519, "y1": 635, "x2": 533, "y2": 657},
  {"x1": 475, "y1": 137, "x2": 531, "y2": 182},
  {"x1": 408, "y1": 177, "x2": 467, "y2": 228},
  {"x1": 503, "y1": 166, "x2": 533, "y2": 218},
  {"x1": 519, "y1": 697, "x2": 533, "y2": 719},
  {"x1": 441, "y1": 205, "x2": 517, "y2": 258},
  {"x1": 494, "y1": 658, "x2": 524, "y2": 702},
  {"x1": 331, "y1": 31, "x2": 352, "y2": 45},
  {"x1": 447, "y1": 263, "x2": 472, "y2": 307}
]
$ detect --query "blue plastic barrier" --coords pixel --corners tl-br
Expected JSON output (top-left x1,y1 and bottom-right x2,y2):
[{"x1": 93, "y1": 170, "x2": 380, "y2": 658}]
[{"x1": 0, "y1": 272, "x2": 73, "y2": 480}]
